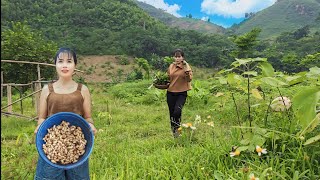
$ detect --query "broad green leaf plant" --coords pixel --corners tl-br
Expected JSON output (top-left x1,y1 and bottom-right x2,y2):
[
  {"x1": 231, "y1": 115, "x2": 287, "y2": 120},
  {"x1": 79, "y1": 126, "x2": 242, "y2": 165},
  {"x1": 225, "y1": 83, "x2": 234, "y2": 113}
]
[{"x1": 218, "y1": 56, "x2": 320, "y2": 157}]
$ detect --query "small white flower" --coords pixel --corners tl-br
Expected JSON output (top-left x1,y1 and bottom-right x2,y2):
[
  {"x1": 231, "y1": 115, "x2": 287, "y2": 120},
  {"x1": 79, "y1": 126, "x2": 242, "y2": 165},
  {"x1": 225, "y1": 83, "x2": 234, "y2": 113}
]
[
  {"x1": 182, "y1": 123, "x2": 189, "y2": 128},
  {"x1": 256, "y1": 145, "x2": 267, "y2": 156},
  {"x1": 182, "y1": 123, "x2": 196, "y2": 130},
  {"x1": 195, "y1": 115, "x2": 201, "y2": 123},
  {"x1": 230, "y1": 149, "x2": 240, "y2": 157},
  {"x1": 207, "y1": 121, "x2": 214, "y2": 127},
  {"x1": 249, "y1": 173, "x2": 259, "y2": 180}
]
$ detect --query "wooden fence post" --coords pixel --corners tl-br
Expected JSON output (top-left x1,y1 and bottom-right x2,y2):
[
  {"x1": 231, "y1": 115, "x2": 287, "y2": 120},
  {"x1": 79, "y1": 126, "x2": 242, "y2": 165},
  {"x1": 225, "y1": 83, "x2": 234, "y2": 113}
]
[
  {"x1": 34, "y1": 82, "x2": 42, "y2": 116},
  {"x1": 19, "y1": 87, "x2": 23, "y2": 114},
  {"x1": 1, "y1": 71, "x2": 3, "y2": 100},
  {"x1": 7, "y1": 84, "x2": 12, "y2": 113},
  {"x1": 31, "y1": 84, "x2": 34, "y2": 107},
  {"x1": 35, "y1": 64, "x2": 41, "y2": 116},
  {"x1": 37, "y1": 64, "x2": 41, "y2": 81}
]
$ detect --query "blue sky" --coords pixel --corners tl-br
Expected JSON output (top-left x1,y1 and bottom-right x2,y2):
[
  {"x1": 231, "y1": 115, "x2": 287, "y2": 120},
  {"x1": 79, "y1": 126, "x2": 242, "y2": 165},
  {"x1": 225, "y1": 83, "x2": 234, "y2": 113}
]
[{"x1": 137, "y1": 0, "x2": 277, "y2": 28}]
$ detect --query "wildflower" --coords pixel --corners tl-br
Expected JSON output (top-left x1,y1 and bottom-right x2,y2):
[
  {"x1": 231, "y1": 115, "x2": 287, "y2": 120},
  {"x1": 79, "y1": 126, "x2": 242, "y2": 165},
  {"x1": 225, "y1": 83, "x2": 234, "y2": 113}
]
[
  {"x1": 195, "y1": 115, "x2": 201, "y2": 123},
  {"x1": 270, "y1": 96, "x2": 291, "y2": 112},
  {"x1": 177, "y1": 127, "x2": 182, "y2": 133},
  {"x1": 182, "y1": 123, "x2": 196, "y2": 130},
  {"x1": 256, "y1": 145, "x2": 267, "y2": 156},
  {"x1": 207, "y1": 121, "x2": 214, "y2": 127},
  {"x1": 207, "y1": 115, "x2": 211, "y2": 119},
  {"x1": 230, "y1": 149, "x2": 240, "y2": 157},
  {"x1": 249, "y1": 173, "x2": 259, "y2": 180},
  {"x1": 231, "y1": 146, "x2": 238, "y2": 151}
]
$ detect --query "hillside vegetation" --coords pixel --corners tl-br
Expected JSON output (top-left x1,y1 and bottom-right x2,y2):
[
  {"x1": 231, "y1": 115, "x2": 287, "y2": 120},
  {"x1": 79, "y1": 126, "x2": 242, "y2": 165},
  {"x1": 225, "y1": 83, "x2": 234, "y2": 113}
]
[
  {"x1": 1, "y1": 0, "x2": 233, "y2": 68},
  {"x1": 1, "y1": 0, "x2": 167, "y2": 55},
  {"x1": 1, "y1": 0, "x2": 319, "y2": 86},
  {"x1": 135, "y1": 1, "x2": 225, "y2": 34},
  {"x1": 230, "y1": 0, "x2": 320, "y2": 39}
]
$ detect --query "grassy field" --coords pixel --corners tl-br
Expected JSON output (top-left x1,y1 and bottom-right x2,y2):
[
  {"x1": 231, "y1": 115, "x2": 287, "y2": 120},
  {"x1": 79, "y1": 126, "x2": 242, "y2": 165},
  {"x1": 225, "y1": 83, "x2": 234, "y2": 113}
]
[{"x1": 1, "y1": 77, "x2": 319, "y2": 179}]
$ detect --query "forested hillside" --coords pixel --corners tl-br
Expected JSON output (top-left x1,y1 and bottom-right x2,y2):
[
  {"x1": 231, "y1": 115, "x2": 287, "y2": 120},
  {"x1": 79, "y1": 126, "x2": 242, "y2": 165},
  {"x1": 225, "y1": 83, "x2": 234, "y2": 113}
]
[
  {"x1": 230, "y1": 0, "x2": 320, "y2": 39},
  {"x1": 1, "y1": 0, "x2": 233, "y2": 68},
  {"x1": 1, "y1": 0, "x2": 319, "y2": 77},
  {"x1": 135, "y1": 1, "x2": 225, "y2": 35}
]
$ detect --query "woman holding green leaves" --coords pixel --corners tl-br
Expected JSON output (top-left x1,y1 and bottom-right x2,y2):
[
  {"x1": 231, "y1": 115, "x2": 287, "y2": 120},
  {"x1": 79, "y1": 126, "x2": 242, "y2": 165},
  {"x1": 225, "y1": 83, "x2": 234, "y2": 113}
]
[{"x1": 166, "y1": 49, "x2": 193, "y2": 138}]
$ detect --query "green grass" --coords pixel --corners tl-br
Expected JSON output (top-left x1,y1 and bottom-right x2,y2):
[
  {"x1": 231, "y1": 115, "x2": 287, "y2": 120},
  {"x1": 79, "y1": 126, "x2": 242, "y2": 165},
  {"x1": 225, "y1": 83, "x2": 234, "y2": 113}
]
[{"x1": 1, "y1": 79, "x2": 319, "y2": 179}]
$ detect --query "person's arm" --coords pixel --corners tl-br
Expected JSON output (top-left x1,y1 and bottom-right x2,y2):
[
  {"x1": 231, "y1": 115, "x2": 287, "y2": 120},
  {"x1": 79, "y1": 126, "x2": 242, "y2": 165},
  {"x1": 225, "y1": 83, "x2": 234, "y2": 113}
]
[
  {"x1": 167, "y1": 64, "x2": 172, "y2": 84},
  {"x1": 185, "y1": 64, "x2": 193, "y2": 82},
  {"x1": 34, "y1": 85, "x2": 49, "y2": 134},
  {"x1": 82, "y1": 84, "x2": 97, "y2": 134}
]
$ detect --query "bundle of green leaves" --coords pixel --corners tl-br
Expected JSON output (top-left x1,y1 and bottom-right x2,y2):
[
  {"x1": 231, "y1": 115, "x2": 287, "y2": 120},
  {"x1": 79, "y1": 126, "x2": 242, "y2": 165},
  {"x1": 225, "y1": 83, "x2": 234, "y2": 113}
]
[{"x1": 153, "y1": 71, "x2": 169, "y2": 85}]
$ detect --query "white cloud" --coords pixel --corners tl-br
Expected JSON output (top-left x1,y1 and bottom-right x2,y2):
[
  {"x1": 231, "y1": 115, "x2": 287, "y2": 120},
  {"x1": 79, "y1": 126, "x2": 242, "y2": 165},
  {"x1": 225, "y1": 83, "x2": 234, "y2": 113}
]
[
  {"x1": 201, "y1": 16, "x2": 210, "y2": 21},
  {"x1": 215, "y1": 22, "x2": 231, "y2": 28},
  {"x1": 137, "y1": 0, "x2": 182, "y2": 17},
  {"x1": 201, "y1": 0, "x2": 277, "y2": 18}
]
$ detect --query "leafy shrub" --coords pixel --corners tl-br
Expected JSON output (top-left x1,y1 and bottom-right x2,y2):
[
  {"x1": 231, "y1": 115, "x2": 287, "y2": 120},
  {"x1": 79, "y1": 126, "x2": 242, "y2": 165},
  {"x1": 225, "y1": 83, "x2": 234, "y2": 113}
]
[
  {"x1": 116, "y1": 55, "x2": 130, "y2": 65},
  {"x1": 126, "y1": 69, "x2": 143, "y2": 81},
  {"x1": 150, "y1": 56, "x2": 173, "y2": 71}
]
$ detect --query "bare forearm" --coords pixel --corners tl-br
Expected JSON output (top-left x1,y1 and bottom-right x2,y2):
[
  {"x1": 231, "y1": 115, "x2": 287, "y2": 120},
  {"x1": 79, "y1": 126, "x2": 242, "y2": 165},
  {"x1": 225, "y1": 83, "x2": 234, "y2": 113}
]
[
  {"x1": 85, "y1": 117, "x2": 94, "y2": 124},
  {"x1": 37, "y1": 118, "x2": 46, "y2": 125}
]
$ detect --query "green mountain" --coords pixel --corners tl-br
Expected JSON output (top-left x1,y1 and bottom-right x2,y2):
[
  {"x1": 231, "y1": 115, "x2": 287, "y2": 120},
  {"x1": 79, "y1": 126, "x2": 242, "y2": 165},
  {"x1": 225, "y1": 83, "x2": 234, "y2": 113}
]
[
  {"x1": 1, "y1": 0, "x2": 233, "y2": 68},
  {"x1": 229, "y1": 0, "x2": 320, "y2": 39},
  {"x1": 2, "y1": 0, "x2": 318, "y2": 72},
  {"x1": 135, "y1": 1, "x2": 225, "y2": 34}
]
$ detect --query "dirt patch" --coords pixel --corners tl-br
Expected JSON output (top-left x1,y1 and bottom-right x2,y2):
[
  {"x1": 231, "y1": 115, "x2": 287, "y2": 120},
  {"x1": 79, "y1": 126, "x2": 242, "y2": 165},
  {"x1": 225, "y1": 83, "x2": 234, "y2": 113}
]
[{"x1": 75, "y1": 55, "x2": 136, "y2": 83}]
